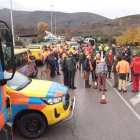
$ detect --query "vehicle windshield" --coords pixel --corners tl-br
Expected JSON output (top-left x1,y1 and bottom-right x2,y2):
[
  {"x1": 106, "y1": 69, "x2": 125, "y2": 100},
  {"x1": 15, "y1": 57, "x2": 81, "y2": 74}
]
[
  {"x1": 28, "y1": 46, "x2": 41, "y2": 49},
  {"x1": 5, "y1": 72, "x2": 31, "y2": 91},
  {"x1": 70, "y1": 43, "x2": 78, "y2": 46}
]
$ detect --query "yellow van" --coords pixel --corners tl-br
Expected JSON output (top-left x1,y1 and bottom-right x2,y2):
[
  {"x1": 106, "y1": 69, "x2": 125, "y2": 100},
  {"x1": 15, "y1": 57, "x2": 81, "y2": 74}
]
[
  {"x1": 5, "y1": 72, "x2": 75, "y2": 139},
  {"x1": 26, "y1": 45, "x2": 45, "y2": 65}
]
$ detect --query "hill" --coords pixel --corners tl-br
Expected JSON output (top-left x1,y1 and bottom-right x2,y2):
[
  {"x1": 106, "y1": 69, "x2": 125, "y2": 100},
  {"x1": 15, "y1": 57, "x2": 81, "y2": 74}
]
[
  {"x1": 0, "y1": 8, "x2": 109, "y2": 35},
  {"x1": 58, "y1": 14, "x2": 140, "y2": 36}
]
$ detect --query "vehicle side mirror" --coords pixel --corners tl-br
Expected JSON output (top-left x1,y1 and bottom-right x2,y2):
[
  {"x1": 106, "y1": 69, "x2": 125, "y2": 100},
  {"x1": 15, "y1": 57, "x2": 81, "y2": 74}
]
[
  {"x1": 29, "y1": 56, "x2": 36, "y2": 60},
  {"x1": 0, "y1": 28, "x2": 12, "y2": 43}
]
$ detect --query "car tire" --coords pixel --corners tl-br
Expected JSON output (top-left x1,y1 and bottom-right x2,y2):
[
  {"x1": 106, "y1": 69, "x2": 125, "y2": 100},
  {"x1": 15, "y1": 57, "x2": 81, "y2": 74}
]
[
  {"x1": 32, "y1": 67, "x2": 38, "y2": 77},
  {"x1": 18, "y1": 113, "x2": 47, "y2": 139}
]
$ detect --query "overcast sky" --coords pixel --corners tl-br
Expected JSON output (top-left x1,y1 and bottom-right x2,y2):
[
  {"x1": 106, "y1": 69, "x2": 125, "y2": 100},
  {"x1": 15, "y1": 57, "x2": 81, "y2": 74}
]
[{"x1": 1, "y1": 0, "x2": 140, "y2": 19}]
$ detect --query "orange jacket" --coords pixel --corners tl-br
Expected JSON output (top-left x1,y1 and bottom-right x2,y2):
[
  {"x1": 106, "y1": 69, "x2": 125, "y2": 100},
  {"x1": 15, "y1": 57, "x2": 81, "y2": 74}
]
[
  {"x1": 116, "y1": 60, "x2": 130, "y2": 74},
  {"x1": 43, "y1": 51, "x2": 50, "y2": 58}
]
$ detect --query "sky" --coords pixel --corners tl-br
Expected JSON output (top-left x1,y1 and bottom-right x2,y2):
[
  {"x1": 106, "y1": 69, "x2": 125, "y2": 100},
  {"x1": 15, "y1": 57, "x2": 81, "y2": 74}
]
[{"x1": 1, "y1": 0, "x2": 140, "y2": 19}]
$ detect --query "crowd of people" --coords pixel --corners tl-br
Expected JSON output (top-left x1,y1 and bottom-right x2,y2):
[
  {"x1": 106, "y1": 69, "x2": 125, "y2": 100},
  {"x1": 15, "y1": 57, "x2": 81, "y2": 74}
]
[{"x1": 42, "y1": 42, "x2": 140, "y2": 93}]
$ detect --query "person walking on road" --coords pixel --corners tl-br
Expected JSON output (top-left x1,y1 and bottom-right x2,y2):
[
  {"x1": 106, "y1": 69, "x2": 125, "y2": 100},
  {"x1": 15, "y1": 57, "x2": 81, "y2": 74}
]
[
  {"x1": 95, "y1": 58, "x2": 108, "y2": 91},
  {"x1": 116, "y1": 56, "x2": 130, "y2": 92},
  {"x1": 78, "y1": 48, "x2": 86, "y2": 72},
  {"x1": 130, "y1": 57, "x2": 140, "y2": 93},
  {"x1": 84, "y1": 55, "x2": 93, "y2": 88},
  {"x1": 112, "y1": 56, "x2": 119, "y2": 88},
  {"x1": 64, "y1": 52, "x2": 77, "y2": 89},
  {"x1": 61, "y1": 52, "x2": 69, "y2": 86},
  {"x1": 105, "y1": 50, "x2": 114, "y2": 79}
]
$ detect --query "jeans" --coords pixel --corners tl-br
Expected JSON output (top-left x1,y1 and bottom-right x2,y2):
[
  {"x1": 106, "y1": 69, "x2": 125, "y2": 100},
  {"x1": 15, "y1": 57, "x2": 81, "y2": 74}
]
[
  {"x1": 63, "y1": 70, "x2": 68, "y2": 86},
  {"x1": 68, "y1": 69, "x2": 76, "y2": 88},
  {"x1": 79, "y1": 59, "x2": 84, "y2": 72}
]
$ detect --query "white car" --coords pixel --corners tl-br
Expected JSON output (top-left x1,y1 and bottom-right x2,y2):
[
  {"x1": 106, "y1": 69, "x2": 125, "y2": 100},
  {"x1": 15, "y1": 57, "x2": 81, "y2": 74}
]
[
  {"x1": 84, "y1": 38, "x2": 95, "y2": 45},
  {"x1": 66, "y1": 42, "x2": 79, "y2": 48}
]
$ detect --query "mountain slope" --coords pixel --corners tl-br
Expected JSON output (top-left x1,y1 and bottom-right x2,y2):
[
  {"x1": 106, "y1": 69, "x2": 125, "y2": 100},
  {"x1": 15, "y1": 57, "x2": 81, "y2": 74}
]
[{"x1": 0, "y1": 8, "x2": 109, "y2": 30}]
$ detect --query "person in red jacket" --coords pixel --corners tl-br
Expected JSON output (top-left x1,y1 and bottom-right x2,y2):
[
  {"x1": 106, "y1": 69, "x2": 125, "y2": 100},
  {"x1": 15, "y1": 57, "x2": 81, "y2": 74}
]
[
  {"x1": 87, "y1": 43, "x2": 92, "y2": 52},
  {"x1": 131, "y1": 57, "x2": 140, "y2": 93}
]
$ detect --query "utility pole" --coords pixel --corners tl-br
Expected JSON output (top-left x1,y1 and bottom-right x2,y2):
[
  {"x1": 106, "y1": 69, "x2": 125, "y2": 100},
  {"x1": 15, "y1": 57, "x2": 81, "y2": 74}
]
[
  {"x1": 55, "y1": 15, "x2": 56, "y2": 36},
  {"x1": 51, "y1": 5, "x2": 54, "y2": 34},
  {"x1": 10, "y1": 0, "x2": 15, "y2": 46}
]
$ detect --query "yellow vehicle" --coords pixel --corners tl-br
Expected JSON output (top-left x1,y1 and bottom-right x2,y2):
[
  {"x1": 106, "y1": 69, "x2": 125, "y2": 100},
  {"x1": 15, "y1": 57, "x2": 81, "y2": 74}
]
[
  {"x1": 13, "y1": 49, "x2": 38, "y2": 77},
  {"x1": 26, "y1": 45, "x2": 45, "y2": 65},
  {"x1": 5, "y1": 72, "x2": 75, "y2": 139}
]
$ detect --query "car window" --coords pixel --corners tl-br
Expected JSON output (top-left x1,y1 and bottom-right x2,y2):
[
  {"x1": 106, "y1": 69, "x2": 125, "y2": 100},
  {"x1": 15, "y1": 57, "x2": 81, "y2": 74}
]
[{"x1": 28, "y1": 46, "x2": 41, "y2": 49}]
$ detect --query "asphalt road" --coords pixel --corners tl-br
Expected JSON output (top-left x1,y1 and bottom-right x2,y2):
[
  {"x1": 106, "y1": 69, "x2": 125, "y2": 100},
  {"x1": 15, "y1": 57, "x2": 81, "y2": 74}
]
[{"x1": 13, "y1": 63, "x2": 140, "y2": 140}]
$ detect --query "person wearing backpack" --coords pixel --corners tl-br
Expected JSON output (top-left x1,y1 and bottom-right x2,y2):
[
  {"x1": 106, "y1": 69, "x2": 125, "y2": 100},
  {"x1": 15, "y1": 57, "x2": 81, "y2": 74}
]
[{"x1": 130, "y1": 57, "x2": 140, "y2": 93}]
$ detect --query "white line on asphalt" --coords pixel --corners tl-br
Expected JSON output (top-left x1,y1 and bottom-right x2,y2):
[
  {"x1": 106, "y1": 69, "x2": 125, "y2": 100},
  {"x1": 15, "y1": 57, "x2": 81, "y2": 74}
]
[
  {"x1": 130, "y1": 93, "x2": 140, "y2": 106},
  {"x1": 127, "y1": 82, "x2": 132, "y2": 87},
  {"x1": 107, "y1": 79, "x2": 140, "y2": 121}
]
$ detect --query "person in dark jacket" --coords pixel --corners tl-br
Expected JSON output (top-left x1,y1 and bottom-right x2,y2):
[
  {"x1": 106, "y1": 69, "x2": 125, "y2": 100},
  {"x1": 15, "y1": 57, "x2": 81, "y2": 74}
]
[
  {"x1": 112, "y1": 56, "x2": 119, "y2": 88},
  {"x1": 116, "y1": 52, "x2": 122, "y2": 61},
  {"x1": 125, "y1": 53, "x2": 130, "y2": 80},
  {"x1": 61, "y1": 53, "x2": 69, "y2": 86},
  {"x1": 63, "y1": 52, "x2": 77, "y2": 89},
  {"x1": 105, "y1": 50, "x2": 114, "y2": 79},
  {"x1": 130, "y1": 57, "x2": 140, "y2": 92},
  {"x1": 53, "y1": 48, "x2": 61, "y2": 75},
  {"x1": 111, "y1": 44, "x2": 116, "y2": 56},
  {"x1": 47, "y1": 49, "x2": 56, "y2": 78},
  {"x1": 84, "y1": 55, "x2": 93, "y2": 88},
  {"x1": 127, "y1": 46, "x2": 131, "y2": 57},
  {"x1": 78, "y1": 49, "x2": 86, "y2": 72}
]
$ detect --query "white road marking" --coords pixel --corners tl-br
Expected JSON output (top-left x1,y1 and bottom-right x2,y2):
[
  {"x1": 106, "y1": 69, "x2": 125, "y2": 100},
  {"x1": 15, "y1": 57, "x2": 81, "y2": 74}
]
[
  {"x1": 130, "y1": 93, "x2": 140, "y2": 106},
  {"x1": 127, "y1": 82, "x2": 132, "y2": 87},
  {"x1": 107, "y1": 79, "x2": 140, "y2": 121}
]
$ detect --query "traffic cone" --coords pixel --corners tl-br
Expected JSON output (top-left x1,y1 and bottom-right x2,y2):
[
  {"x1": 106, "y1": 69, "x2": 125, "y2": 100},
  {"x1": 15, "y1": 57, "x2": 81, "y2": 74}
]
[
  {"x1": 93, "y1": 80, "x2": 98, "y2": 89},
  {"x1": 100, "y1": 92, "x2": 107, "y2": 104},
  {"x1": 83, "y1": 71, "x2": 86, "y2": 79}
]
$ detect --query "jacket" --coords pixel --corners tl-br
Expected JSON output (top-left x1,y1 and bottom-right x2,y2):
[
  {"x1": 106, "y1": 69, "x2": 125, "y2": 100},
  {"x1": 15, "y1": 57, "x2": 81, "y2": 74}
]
[
  {"x1": 78, "y1": 52, "x2": 86, "y2": 60},
  {"x1": 130, "y1": 57, "x2": 140, "y2": 76},
  {"x1": 89, "y1": 49, "x2": 96, "y2": 60},
  {"x1": 105, "y1": 54, "x2": 114, "y2": 68},
  {"x1": 64, "y1": 56, "x2": 76, "y2": 71},
  {"x1": 95, "y1": 62, "x2": 108, "y2": 74},
  {"x1": 116, "y1": 60, "x2": 130, "y2": 74},
  {"x1": 84, "y1": 59, "x2": 93, "y2": 72},
  {"x1": 112, "y1": 60, "x2": 118, "y2": 73}
]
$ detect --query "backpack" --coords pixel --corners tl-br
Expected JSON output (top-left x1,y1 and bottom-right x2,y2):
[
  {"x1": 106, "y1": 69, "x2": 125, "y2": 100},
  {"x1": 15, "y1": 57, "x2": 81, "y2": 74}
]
[{"x1": 133, "y1": 61, "x2": 140, "y2": 74}]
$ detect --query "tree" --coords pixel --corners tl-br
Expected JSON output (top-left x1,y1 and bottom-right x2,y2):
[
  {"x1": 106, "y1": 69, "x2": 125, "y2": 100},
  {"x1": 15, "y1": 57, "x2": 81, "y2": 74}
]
[
  {"x1": 31, "y1": 37, "x2": 37, "y2": 43},
  {"x1": 15, "y1": 35, "x2": 23, "y2": 46},
  {"x1": 38, "y1": 22, "x2": 49, "y2": 32},
  {"x1": 37, "y1": 34, "x2": 44, "y2": 43}
]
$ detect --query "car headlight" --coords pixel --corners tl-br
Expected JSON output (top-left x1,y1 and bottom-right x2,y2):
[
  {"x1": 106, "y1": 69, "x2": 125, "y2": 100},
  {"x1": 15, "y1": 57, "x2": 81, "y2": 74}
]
[{"x1": 41, "y1": 97, "x2": 62, "y2": 105}]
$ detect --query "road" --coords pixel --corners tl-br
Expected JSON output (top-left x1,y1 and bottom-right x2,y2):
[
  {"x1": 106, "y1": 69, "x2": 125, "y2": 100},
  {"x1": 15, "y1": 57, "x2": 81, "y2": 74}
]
[{"x1": 13, "y1": 64, "x2": 140, "y2": 140}]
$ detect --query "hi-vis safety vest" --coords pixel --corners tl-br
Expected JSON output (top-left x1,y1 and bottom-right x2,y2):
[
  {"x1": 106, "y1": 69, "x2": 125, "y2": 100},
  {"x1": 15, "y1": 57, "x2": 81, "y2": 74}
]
[
  {"x1": 98, "y1": 46, "x2": 102, "y2": 51},
  {"x1": 116, "y1": 60, "x2": 130, "y2": 74}
]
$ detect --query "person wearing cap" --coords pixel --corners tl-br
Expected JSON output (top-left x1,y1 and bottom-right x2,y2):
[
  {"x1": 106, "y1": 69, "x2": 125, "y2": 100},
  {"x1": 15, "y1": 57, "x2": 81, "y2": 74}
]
[
  {"x1": 63, "y1": 52, "x2": 77, "y2": 89},
  {"x1": 95, "y1": 58, "x2": 108, "y2": 91}
]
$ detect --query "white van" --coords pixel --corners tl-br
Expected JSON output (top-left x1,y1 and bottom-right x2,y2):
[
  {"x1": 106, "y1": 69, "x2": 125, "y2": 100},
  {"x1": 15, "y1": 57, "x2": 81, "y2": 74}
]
[{"x1": 84, "y1": 38, "x2": 95, "y2": 45}]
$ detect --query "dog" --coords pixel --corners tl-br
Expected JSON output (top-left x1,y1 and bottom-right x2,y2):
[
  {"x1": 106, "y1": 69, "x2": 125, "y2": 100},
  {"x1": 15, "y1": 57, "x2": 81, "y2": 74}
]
[{"x1": 41, "y1": 68, "x2": 50, "y2": 80}]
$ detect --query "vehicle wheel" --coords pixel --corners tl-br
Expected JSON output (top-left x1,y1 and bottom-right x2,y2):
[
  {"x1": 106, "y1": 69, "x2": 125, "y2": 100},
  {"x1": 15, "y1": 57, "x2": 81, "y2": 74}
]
[
  {"x1": 18, "y1": 113, "x2": 47, "y2": 139},
  {"x1": 32, "y1": 67, "x2": 38, "y2": 77}
]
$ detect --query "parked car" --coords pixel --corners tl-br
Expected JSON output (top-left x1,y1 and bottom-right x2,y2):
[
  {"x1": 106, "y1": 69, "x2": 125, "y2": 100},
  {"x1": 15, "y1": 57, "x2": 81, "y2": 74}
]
[
  {"x1": 84, "y1": 38, "x2": 95, "y2": 46},
  {"x1": 66, "y1": 42, "x2": 79, "y2": 48}
]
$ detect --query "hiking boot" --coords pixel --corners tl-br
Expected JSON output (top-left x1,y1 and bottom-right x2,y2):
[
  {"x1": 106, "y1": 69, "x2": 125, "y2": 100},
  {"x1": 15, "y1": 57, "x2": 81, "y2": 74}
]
[
  {"x1": 57, "y1": 72, "x2": 61, "y2": 75},
  {"x1": 99, "y1": 89, "x2": 102, "y2": 92},
  {"x1": 71, "y1": 87, "x2": 76, "y2": 90},
  {"x1": 103, "y1": 89, "x2": 107, "y2": 92},
  {"x1": 123, "y1": 90, "x2": 127, "y2": 92}
]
